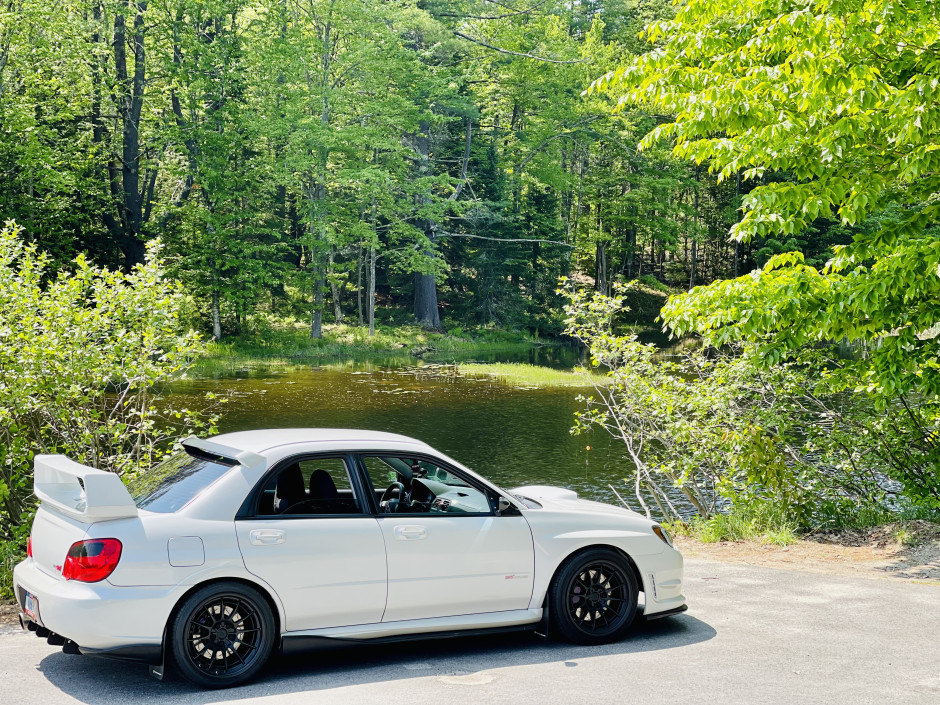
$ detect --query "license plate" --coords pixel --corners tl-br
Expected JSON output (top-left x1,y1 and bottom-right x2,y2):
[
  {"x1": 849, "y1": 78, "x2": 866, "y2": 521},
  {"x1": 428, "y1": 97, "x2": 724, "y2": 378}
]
[{"x1": 24, "y1": 591, "x2": 38, "y2": 621}]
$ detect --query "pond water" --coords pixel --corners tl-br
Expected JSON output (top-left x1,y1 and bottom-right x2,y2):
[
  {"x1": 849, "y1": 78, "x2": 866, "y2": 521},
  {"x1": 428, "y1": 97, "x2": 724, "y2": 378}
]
[{"x1": 168, "y1": 348, "x2": 685, "y2": 515}]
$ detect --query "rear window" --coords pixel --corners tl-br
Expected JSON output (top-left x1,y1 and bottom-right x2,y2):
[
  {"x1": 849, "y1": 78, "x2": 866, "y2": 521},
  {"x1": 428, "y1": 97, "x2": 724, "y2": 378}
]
[{"x1": 127, "y1": 451, "x2": 232, "y2": 513}]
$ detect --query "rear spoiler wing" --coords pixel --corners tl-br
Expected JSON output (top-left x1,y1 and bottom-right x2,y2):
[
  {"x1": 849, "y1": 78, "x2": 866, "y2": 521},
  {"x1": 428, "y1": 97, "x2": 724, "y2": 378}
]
[
  {"x1": 34, "y1": 455, "x2": 138, "y2": 522},
  {"x1": 34, "y1": 438, "x2": 263, "y2": 522},
  {"x1": 180, "y1": 436, "x2": 265, "y2": 469}
]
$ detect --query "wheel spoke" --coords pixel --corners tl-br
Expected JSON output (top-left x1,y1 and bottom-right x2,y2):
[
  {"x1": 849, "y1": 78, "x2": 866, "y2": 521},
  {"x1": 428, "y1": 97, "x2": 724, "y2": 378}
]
[
  {"x1": 562, "y1": 561, "x2": 635, "y2": 637},
  {"x1": 229, "y1": 644, "x2": 247, "y2": 667},
  {"x1": 233, "y1": 610, "x2": 257, "y2": 626}
]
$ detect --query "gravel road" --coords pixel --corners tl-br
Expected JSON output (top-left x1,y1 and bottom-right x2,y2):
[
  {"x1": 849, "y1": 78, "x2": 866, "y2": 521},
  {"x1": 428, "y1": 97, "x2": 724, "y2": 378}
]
[{"x1": 1, "y1": 559, "x2": 937, "y2": 705}]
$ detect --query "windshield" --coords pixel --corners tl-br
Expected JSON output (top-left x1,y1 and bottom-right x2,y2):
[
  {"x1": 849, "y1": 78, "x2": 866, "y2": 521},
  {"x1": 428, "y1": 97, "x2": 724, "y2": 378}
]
[{"x1": 126, "y1": 451, "x2": 232, "y2": 513}]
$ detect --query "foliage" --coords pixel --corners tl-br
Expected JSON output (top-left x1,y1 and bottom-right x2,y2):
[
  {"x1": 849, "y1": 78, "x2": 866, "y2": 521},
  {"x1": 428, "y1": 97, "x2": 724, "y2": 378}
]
[
  {"x1": 592, "y1": 0, "x2": 940, "y2": 504},
  {"x1": 458, "y1": 363, "x2": 608, "y2": 388},
  {"x1": 0, "y1": 0, "x2": 777, "y2": 339},
  {"x1": 0, "y1": 221, "x2": 217, "y2": 534},
  {"x1": 563, "y1": 280, "x2": 937, "y2": 527},
  {"x1": 667, "y1": 503, "x2": 799, "y2": 546},
  {"x1": 562, "y1": 279, "x2": 735, "y2": 520}
]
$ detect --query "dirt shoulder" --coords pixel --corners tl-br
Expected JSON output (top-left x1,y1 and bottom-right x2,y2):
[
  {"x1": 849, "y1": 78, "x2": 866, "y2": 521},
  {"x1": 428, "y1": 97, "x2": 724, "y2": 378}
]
[
  {"x1": 0, "y1": 602, "x2": 19, "y2": 626},
  {"x1": 676, "y1": 519, "x2": 940, "y2": 585}
]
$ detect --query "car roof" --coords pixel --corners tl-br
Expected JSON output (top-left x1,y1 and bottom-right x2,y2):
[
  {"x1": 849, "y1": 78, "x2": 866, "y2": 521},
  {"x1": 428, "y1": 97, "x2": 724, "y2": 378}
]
[{"x1": 209, "y1": 428, "x2": 433, "y2": 456}]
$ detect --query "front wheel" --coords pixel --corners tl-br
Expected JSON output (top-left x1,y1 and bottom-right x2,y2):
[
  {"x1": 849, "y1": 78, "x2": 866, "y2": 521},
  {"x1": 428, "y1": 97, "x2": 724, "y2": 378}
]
[
  {"x1": 548, "y1": 548, "x2": 638, "y2": 646},
  {"x1": 169, "y1": 582, "x2": 276, "y2": 688}
]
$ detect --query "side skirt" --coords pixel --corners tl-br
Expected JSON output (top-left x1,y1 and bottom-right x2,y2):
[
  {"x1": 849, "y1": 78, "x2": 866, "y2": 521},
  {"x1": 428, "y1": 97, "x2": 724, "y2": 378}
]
[
  {"x1": 280, "y1": 608, "x2": 542, "y2": 653},
  {"x1": 282, "y1": 624, "x2": 537, "y2": 655}
]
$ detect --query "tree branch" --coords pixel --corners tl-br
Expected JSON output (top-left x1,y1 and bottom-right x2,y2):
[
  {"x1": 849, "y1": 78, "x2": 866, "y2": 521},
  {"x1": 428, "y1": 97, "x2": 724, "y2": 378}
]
[
  {"x1": 437, "y1": 230, "x2": 574, "y2": 247},
  {"x1": 437, "y1": 0, "x2": 549, "y2": 20},
  {"x1": 453, "y1": 30, "x2": 582, "y2": 64}
]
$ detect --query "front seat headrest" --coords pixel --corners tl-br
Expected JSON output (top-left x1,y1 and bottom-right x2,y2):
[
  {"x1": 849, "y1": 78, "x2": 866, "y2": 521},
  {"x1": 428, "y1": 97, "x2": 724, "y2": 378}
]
[{"x1": 273, "y1": 464, "x2": 305, "y2": 513}]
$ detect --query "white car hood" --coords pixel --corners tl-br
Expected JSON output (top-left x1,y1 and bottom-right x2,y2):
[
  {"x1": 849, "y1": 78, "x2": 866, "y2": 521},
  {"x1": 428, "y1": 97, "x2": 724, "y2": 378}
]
[{"x1": 510, "y1": 485, "x2": 647, "y2": 520}]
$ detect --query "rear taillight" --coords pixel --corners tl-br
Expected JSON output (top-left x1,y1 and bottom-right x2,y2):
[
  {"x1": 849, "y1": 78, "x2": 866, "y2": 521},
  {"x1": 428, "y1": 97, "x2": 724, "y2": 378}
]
[
  {"x1": 27, "y1": 536, "x2": 32, "y2": 558},
  {"x1": 62, "y1": 539, "x2": 122, "y2": 582}
]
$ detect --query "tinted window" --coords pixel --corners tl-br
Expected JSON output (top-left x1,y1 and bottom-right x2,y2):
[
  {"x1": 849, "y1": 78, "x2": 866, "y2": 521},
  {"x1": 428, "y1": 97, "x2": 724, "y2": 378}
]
[
  {"x1": 127, "y1": 451, "x2": 232, "y2": 513},
  {"x1": 362, "y1": 455, "x2": 491, "y2": 515},
  {"x1": 255, "y1": 457, "x2": 363, "y2": 516}
]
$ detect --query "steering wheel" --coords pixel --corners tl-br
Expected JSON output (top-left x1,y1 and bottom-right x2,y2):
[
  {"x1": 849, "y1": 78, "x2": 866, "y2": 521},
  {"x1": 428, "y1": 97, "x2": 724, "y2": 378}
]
[{"x1": 379, "y1": 481, "x2": 405, "y2": 513}]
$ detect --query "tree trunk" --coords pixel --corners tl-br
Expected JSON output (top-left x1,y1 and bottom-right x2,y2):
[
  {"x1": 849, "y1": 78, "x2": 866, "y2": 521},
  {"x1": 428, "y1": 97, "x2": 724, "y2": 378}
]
[
  {"x1": 368, "y1": 246, "x2": 376, "y2": 337},
  {"x1": 211, "y1": 289, "x2": 222, "y2": 341},
  {"x1": 626, "y1": 225, "x2": 636, "y2": 280},
  {"x1": 328, "y1": 247, "x2": 343, "y2": 323},
  {"x1": 311, "y1": 259, "x2": 324, "y2": 339},
  {"x1": 413, "y1": 120, "x2": 442, "y2": 329},
  {"x1": 111, "y1": 1, "x2": 150, "y2": 270},
  {"x1": 414, "y1": 272, "x2": 441, "y2": 329},
  {"x1": 595, "y1": 240, "x2": 608, "y2": 295},
  {"x1": 357, "y1": 241, "x2": 364, "y2": 326}
]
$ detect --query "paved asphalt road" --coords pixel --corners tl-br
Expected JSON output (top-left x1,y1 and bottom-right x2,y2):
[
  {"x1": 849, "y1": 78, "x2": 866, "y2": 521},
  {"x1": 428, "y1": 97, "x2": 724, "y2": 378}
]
[{"x1": 1, "y1": 559, "x2": 938, "y2": 705}]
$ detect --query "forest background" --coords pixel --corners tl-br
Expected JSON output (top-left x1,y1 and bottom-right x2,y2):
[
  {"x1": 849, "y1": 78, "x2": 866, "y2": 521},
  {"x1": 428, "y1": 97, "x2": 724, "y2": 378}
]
[{"x1": 1, "y1": 0, "x2": 939, "y2": 594}]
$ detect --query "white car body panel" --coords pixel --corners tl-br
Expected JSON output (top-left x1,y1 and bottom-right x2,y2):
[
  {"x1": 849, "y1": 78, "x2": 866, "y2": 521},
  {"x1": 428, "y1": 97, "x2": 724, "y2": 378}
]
[
  {"x1": 236, "y1": 516, "x2": 387, "y2": 631},
  {"x1": 13, "y1": 428, "x2": 685, "y2": 670},
  {"x1": 513, "y1": 491, "x2": 686, "y2": 615},
  {"x1": 377, "y1": 514, "x2": 534, "y2": 622}
]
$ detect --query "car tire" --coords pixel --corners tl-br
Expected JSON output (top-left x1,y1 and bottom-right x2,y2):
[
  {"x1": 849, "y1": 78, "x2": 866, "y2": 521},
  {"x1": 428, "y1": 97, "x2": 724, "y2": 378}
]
[
  {"x1": 548, "y1": 547, "x2": 638, "y2": 646},
  {"x1": 169, "y1": 582, "x2": 276, "y2": 688}
]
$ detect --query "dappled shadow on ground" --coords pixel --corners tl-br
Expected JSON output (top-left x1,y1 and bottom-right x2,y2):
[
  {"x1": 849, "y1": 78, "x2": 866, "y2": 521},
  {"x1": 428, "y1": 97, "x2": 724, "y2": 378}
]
[
  {"x1": 807, "y1": 520, "x2": 940, "y2": 581},
  {"x1": 873, "y1": 549, "x2": 940, "y2": 581},
  {"x1": 37, "y1": 613, "x2": 715, "y2": 704}
]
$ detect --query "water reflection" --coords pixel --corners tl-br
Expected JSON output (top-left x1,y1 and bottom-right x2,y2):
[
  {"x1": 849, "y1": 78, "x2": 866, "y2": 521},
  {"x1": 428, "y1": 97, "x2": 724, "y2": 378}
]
[{"x1": 168, "y1": 355, "x2": 693, "y2": 516}]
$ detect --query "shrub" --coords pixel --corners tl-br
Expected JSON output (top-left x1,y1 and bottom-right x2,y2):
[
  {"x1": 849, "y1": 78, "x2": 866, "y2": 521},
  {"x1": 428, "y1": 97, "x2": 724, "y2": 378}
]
[
  {"x1": 560, "y1": 279, "x2": 928, "y2": 529},
  {"x1": 0, "y1": 221, "x2": 215, "y2": 541}
]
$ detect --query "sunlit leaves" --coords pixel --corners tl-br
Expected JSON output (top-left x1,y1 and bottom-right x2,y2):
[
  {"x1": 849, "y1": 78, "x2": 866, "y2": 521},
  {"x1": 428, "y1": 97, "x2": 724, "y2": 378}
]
[{"x1": 0, "y1": 221, "x2": 217, "y2": 528}]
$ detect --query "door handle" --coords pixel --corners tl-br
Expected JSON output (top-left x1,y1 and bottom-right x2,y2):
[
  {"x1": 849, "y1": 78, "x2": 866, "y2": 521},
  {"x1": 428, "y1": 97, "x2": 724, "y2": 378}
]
[
  {"x1": 249, "y1": 529, "x2": 286, "y2": 546},
  {"x1": 394, "y1": 525, "x2": 427, "y2": 541}
]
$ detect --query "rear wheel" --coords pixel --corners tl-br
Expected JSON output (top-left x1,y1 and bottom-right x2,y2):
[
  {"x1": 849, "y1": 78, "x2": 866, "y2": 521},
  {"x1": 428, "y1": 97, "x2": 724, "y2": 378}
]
[
  {"x1": 548, "y1": 548, "x2": 638, "y2": 646},
  {"x1": 169, "y1": 582, "x2": 275, "y2": 688}
]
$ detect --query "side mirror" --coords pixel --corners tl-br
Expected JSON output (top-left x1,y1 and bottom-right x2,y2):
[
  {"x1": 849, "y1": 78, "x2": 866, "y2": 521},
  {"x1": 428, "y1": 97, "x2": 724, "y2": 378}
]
[{"x1": 497, "y1": 496, "x2": 512, "y2": 514}]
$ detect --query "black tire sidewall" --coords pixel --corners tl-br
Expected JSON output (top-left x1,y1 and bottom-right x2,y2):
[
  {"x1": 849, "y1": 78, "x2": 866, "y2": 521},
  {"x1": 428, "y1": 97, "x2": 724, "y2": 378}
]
[
  {"x1": 169, "y1": 582, "x2": 276, "y2": 688},
  {"x1": 548, "y1": 548, "x2": 638, "y2": 646}
]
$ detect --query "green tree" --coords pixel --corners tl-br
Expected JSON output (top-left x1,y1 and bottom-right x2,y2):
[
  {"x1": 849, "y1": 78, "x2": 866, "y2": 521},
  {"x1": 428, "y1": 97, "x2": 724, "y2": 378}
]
[
  {"x1": 0, "y1": 221, "x2": 215, "y2": 531},
  {"x1": 593, "y1": 0, "x2": 940, "y2": 503}
]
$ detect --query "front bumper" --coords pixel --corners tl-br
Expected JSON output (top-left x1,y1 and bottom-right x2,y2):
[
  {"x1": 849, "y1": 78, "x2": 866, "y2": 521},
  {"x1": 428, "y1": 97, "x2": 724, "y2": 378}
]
[
  {"x1": 636, "y1": 545, "x2": 687, "y2": 618},
  {"x1": 13, "y1": 558, "x2": 175, "y2": 663}
]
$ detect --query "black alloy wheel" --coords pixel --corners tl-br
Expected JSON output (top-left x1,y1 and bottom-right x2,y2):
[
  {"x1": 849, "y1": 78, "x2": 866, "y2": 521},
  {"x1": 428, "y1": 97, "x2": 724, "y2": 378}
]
[
  {"x1": 170, "y1": 582, "x2": 275, "y2": 688},
  {"x1": 549, "y1": 548, "x2": 638, "y2": 645}
]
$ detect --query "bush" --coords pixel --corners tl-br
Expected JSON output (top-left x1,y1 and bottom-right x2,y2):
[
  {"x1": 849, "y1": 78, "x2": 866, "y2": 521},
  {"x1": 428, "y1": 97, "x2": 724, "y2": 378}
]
[
  {"x1": 561, "y1": 279, "x2": 928, "y2": 530},
  {"x1": 0, "y1": 221, "x2": 215, "y2": 546}
]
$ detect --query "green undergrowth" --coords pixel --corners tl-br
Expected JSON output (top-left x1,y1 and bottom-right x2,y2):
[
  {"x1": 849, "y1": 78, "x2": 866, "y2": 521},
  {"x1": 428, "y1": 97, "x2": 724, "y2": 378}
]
[
  {"x1": 457, "y1": 362, "x2": 609, "y2": 387},
  {"x1": 0, "y1": 539, "x2": 25, "y2": 601},
  {"x1": 666, "y1": 501, "x2": 940, "y2": 548},
  {"x1": 667, "y1": 507, "x2": 800, "y2": 547},
  {"x1": 194, "y1": 322, "x2": 551, "y2": 374}
]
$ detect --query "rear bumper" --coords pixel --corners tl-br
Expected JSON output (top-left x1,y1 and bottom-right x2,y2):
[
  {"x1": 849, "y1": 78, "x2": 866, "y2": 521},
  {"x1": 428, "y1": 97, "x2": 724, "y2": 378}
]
[{"x1": 13, "y1": 558, "x2": 174, "y2": 661}]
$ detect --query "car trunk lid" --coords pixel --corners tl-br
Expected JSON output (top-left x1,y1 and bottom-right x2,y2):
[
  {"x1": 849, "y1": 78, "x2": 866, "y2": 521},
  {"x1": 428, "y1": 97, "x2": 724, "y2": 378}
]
[
  {"x1": 29, "y1": 455, "x2": 138, "y2": 580},
  {"x1": 30, "y1": 506, "x2": 92, "y2": 580}
]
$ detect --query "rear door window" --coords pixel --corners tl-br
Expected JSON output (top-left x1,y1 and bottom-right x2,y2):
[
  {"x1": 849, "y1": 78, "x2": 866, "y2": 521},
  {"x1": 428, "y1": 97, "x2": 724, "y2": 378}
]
[{"x1": 127, "y1": 451, "x2": 232, "y2": 513}]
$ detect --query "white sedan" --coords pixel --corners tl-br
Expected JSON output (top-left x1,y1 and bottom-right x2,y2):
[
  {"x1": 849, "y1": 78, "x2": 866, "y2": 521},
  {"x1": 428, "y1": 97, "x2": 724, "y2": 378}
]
[{"x1": 13, "y1": 429, "x2": 686, "y2": 688}]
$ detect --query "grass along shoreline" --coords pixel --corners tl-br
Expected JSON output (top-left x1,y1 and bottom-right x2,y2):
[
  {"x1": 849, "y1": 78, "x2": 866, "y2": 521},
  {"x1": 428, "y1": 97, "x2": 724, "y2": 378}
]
[{"x1": 194, "y1": 322, "x2": 563, "y2": 372}]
